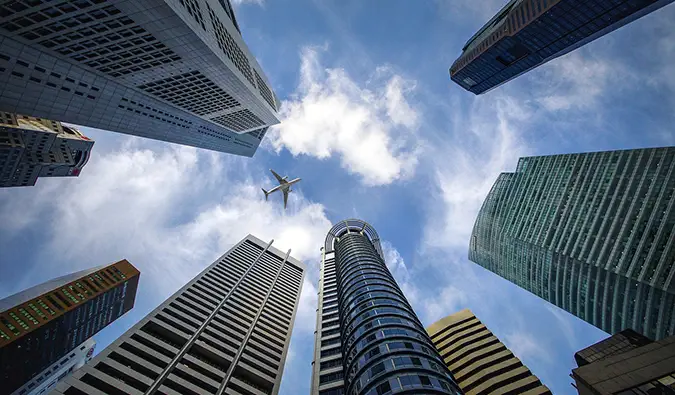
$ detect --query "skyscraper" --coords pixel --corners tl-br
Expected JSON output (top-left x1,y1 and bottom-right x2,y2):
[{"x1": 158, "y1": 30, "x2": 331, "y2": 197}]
[
  {"x1": 53, "y1": 235, "x2": 305, "y2": 395},
  {"x1": 427, "y1": 309, "x2": 551, "y2": 395},
  {"x1": 0, "y1": 259, "x2": 140, "y2": 395},
  {"x1": 0, "y1": 0, "x2": 279, "y2": 156},
  {"x1": 13, "y1": 338, "x2": 96, "y2": 395},
  {"x1": 1, "y1": 112, "x2": 93, "y2": 187},
  {"x1": 450, "y1": 0, "x2": 675, "y2": 94},
  {"x1": 571, "y1": 330, "x2": 675, "y2": 394},
  {"x1": 310, "y1": 219, "x2": 462, "y2": 395},
  {"x1": 469, "y1": 147, "x2": 675, "y2": 340}
]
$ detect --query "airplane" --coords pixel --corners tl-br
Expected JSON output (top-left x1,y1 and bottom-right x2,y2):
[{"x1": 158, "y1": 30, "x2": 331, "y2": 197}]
[{"x1": 262, "y1": 169, "x2": 301, "y2": 209}]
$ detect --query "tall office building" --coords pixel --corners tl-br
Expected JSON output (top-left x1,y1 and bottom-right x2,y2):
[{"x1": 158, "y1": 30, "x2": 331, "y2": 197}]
[
  {"x1": 1, "y1": 112, "x2": 93, "y2": 187},
  {"x1": 0, "y1": 260, "x2": 140, "y2": 395},
  {"x1": 0, "y1": 0, "x2": 280, "y2": 156},
  {"x1": 450, "y1": 0, "x2": 675, "y2": 94},
  {"x1": 469, "y1": 147, "x2": 675, "y2": 340},
  {"x1": 53, "y1": 235, "x2": 305, "y2": 395},
  {"x1": 427, "y1": 309, "x2": 551, "y2": 395},
  {"x1": 571, "y1": 329, "x2": 675, "y2": 394},
  {"x1": 310, "y1": 219, "x2": 462, "y2": 395},
  {"x1": 13, "y1": 338, "x2": 96, "y2": 395}
]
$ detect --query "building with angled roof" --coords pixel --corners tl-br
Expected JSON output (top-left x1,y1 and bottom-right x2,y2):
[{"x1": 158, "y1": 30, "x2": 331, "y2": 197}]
[{"x1": 1, "y1": 112, "x2": 93, "y2": 187}]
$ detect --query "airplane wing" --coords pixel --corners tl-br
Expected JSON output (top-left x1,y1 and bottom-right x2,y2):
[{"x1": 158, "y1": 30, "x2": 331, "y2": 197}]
[
  {"x1": 270, "y1": 169, "x2": 287, "y2": 184},
  {"x1": 283, "y1": 189, "x2": 289, "y2": 209}
]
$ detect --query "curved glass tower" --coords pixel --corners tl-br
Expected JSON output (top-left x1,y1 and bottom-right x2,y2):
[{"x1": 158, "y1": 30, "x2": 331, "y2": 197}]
[{"x1": 310, "y1": 219, "x2": 462, "y2": 395}]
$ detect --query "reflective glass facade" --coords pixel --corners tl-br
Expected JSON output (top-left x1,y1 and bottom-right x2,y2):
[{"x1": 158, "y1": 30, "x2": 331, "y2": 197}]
[
  {"x1": 450, "y1": 0, "x2": 675, "y2": 94},
  {"x1": 470, "y1": 147, "x2": 675, "y2": 340},
  {"x1": 311, "y1": 219, "x2": 462, "y2": 395}
]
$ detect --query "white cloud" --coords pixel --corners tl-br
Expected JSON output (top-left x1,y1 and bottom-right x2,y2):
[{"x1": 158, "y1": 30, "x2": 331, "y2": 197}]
[
  {"x1": 424, "y1": 94, "x2": 531, "y2": 250},
  {"x1": 536, "y1": 52, "x2": 614, "y2": 111},
  {"x1": 231, "y1": 0, "x2": 264, "y2": 6},
  {"x1": 0, "y1": 136, "x2": 330, "y2": 310},
  {"x1": 421, "y1": 285, "x2": 468, "y2": 325},
  {"x1": 267, "y1": 47, "x2": 421, "y2": 186},
  {"x1": 503, "y1": 332, "x2": 551, "y2": 364}
]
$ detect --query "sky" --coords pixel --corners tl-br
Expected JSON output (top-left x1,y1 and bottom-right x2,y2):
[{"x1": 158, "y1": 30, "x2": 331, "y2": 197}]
[{"x1": 1, "y1": 0, "x2": 675, "y2": 394}]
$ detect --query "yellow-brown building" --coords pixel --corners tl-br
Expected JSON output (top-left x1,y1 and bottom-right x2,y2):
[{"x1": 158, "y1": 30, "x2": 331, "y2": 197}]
[
  {"x1": 0, "y1": 260, "x2": 139, "y2": 394},
  {"x1": 427, "y1": 309, "x2": 551, "y2": 395}
]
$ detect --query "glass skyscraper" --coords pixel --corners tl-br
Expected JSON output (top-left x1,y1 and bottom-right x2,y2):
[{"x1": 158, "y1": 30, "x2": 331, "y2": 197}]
[
  {"x1": 53, "y1": 235, "x2": 305, "y2": 395},
  {"x1": 310, "y1": 219, "x2": 462, "y2": 395},
  {"x1": 469, "y1": 147, "x2": 675, "y2": 340},
  {"x1": 450, "y1": 0, "x2": 675, "y2": 94}
]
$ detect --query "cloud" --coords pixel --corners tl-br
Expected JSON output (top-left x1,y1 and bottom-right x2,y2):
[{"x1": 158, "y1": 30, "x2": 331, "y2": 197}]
[
  {"x1": 423, "y1": 94, "x2": 531, "y2": 250},
  {"x1": 503, "y1": 332, "x2": 552, "y2": 364},
  {"x1": 0, "y1": 135, "x2": 330, "y2": 309},
  {"x1": 230, "y1": 0, "x2": 264, "y2": 6},
  {"x1": 267, "y1": 46, "x2": 421, "y2": 186},
  {"x1": 535, "y1": 52, "x2": 615, "y2": 112}
]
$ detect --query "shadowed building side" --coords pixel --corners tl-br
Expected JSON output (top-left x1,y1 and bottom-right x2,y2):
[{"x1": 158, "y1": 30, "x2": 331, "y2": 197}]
[
  {"x1": 427, "y1": 309, "x2": 551, "y2": 395},
  {"x1": 571, "y1": 330, "x2": 675, "y2": 394}
]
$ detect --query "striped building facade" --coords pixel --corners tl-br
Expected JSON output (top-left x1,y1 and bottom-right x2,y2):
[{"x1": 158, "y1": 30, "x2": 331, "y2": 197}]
[
  {"x1": 310, "y1": 219, "x2": 462, "y2": 395},
  {"x1": 469, "y1": 147, "x2": 675, "y2": 340},
  {"x1": 53, "y1": 235, "x2": 305, "y2": 395},
  {"x1": 427, "y1": 310, "x2": 550, "y2": 395}
]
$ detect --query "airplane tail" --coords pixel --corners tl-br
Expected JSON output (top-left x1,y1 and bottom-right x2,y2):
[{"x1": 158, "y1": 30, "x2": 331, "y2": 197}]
[{"x1": 261, "y1": 188, "x2": 269, "y2": 201}]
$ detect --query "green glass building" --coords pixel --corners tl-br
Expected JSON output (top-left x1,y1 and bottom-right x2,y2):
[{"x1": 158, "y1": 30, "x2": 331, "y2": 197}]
[{"x1": 469, "y1": 147, "x2": 675, "y2": 340}]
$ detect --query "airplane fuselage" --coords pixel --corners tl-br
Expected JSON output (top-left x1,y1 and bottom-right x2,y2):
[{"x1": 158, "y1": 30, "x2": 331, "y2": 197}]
[{"x1": 266, "y1": 178, "x2": 301, "y2": 195}]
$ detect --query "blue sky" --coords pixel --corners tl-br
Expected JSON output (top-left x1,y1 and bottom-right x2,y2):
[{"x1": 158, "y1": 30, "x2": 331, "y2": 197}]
[{"x1": 1, "y1": 0, "x2": 675, "y2": 394}]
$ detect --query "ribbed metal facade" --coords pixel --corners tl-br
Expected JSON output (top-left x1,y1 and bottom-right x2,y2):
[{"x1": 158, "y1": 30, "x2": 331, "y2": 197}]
[
  {"x1": 427, "y1": 309, "x2": 551, "y2": 395},
  {"x1": 469, "y1": 147, "x2": 675, "y2": 340},
  {"x1": 311, "y1": 219, "x2": 462, "y2": 395},
  {"x1": 450, "y1": 0, "x2": 675, "y2": 94},
  {"x1": 53, "y1": 235, "x2": 305, "y2": 395}
]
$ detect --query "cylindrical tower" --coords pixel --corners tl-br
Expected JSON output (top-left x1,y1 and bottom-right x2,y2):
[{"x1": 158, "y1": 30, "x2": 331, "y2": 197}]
[{"x1": 325, "y1": 219, "x2": 462, "y2": 395}]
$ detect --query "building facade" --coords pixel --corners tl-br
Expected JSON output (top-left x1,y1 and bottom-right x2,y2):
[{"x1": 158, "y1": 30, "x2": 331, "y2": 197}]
[
  {"x1": 53, "y1": 235, "x2": 305, "y2": 395},
  {"x1": 0, "y1": 260, "x2": 140, "y2": 395},
  {"x1": 12, "y1": 338, "x2": 96, "y2": 395},
  {"x1": 450, "y1": 0, "x2": 675, "y2": 94},
  {"x1": 571, "y1": 330, "x2": 675, "y2": 394},
  {"x1": 310, "y1": 219, "x2": 462, "y2": 395},
  {"x1": 427, "y1": 309, "x2": 551, "y2": 395},
  {"x1": 469, "y1": 147, "x2": 675, "y2": 340},
  {"x1": 0, "y1": 0, "x2": 280, "y2": 156},
  {"x1": 0, "y1": 112, "x2": 93, "y2": 187}
]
